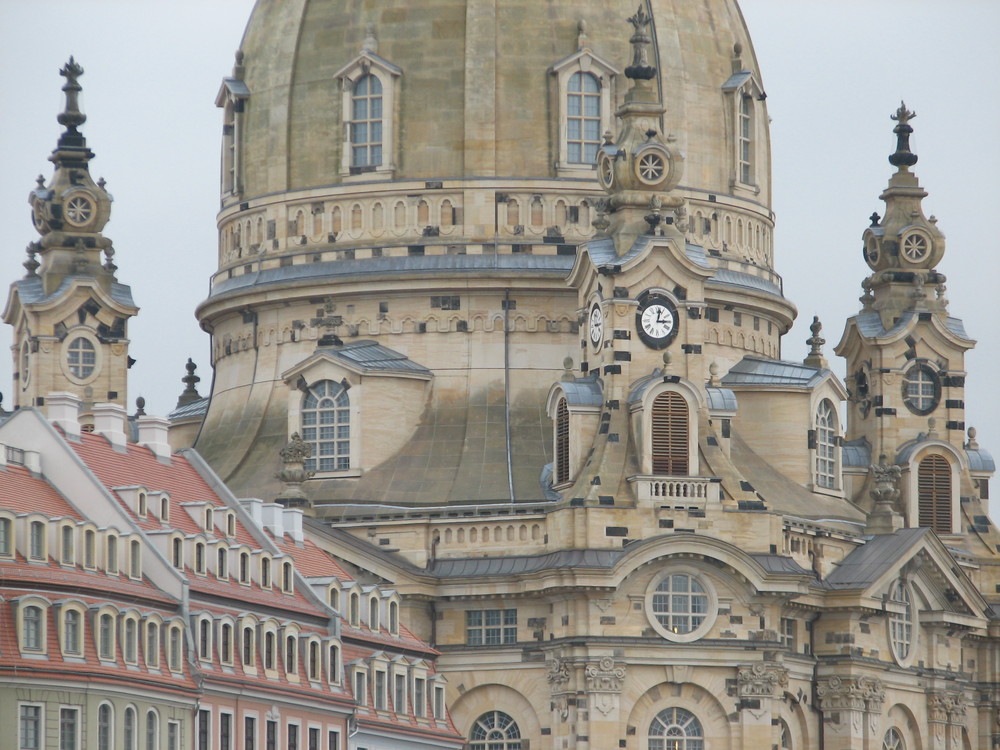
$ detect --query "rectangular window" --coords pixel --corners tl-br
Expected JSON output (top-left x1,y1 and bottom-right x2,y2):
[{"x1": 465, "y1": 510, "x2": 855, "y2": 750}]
[
  {"x1": 198, "y1": 709, "x2": 210, "y2": 750},
  {"x1": 430, "y1": 295, "x2": 460, "y2": 310},
  {"x1": 465, "y1": 609, "x2": 517, "y2": 645},
  {"x1": 327, "y1": 731, "x2": 340, "y2": 750},
  {"x1": 433, "y1": 686, "x2": 445, "y2": 719},
  {"x1": 374, "y1": 670, "x2": 386, "y2": 710},
  {"x1": 308, "y1": 728, "x2": 320, "y2": 750},
  {"x1": 354, "y1": 671, "x2": 368, "y2": 706},
  {"x1": 20, "y1": 705, "x2": 42, "y2": 750},
  {"x1": 0, "y1": 517, "x2": 11, "y2": 555},
  {"x1": 413, "y1": 677, "x2": 426, "y2": 718},
  {"x1": 220, "y1": 714, "x2": 233, "y2": 750},
  {"x1": 780, "y1": 617, "x2": 796, "y2": 651},
  {"x1": 60, "y1": 708, "x2": 79, "y2": 750},
  {"x1": 29, "y1": 521, "x2": 45, "y2": 560},
  {"x1": 61, "y1": 526, "x2": 74, "y2": 564},
  {"x1": 732, "y1": 311, "x2": 742, "y2": 327},
  {"x1": 265, "y1": 720, "x2": 276, "y2": 750},
  {"x1": 244, "y1": 717, "x2": 256, "y2": 750},
  {"x1": 287, "y1": 724, "x2": 299, "y2": 750},
  {"x1": 394, "y1": 673, "x2": 406, "y2": 713},
  {"x1": 168, "y1": 722, "x2": 180, "y2": 750},
  {"x1": 705, "y1": 307, "x2": 719, "y2": 323},
  {"x1": 107, "y1": 535, "x2": 118, "y2": 574}
]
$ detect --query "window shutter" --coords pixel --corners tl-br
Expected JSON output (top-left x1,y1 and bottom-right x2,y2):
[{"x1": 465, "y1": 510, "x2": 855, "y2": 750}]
[
  {"x1": 918, "y1": 455, "x2": 951, "y2": 533},
  {"x1": 555, "y1": 398, "x2": 570, "y2": 484},
  {"x1": 651, "y1": 391, "x2": 689, "y2": 476}
]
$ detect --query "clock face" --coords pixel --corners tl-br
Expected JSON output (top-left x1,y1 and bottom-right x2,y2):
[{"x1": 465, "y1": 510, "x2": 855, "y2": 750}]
[
  {"x1": 588, "y1": 303, "x2": 604, "y2": 347},
  {"x1": 636, "y1": 295, "x2": 679, "y2": 350}
]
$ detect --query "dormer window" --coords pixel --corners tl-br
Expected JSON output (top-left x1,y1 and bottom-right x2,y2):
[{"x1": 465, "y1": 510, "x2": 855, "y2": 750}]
[
  {"x1": 335, "y1": 43, "x2": 401, "y2": 178},
  {"x1": 106, "y1": 533, "x2": 119, "y2": 575},
  {"x1": 368, "y1": 596, "x2": 380, "y2": 631},
  {"x1": 652, "y1": 391, "x2": 689, "y2": 476},
  {"x1": 302, "y1": 380, "x2": 351, "y2": 472},
  {"x1": 137, "y1": 492, "x2": 147, "y2": 518},
  {"x1": 260, "y1": 556, "x2": 272, "y2": 589},
  {"x1": 549, "y1": 46, "x2": 618, "y2": 175},
  {"x1": 204, "y1": 507, "x2": 214, "y2": 532},
  {"x1": 722, "y1": 56, "x2": 765, "y2": 193},
  {"x1": 29, "y1": 520, "x2": 46, "y2": 561},
  {"x1": 738, "y1": 94, "x2": 753, "y2": 185},
  {"x1": 0, "y1": 516, "x2": 13, "y2": 557},
  {"x1": 281, "y1": 561, "x2": 294, "y2": 593},
  {"x1": 159, "y1": 495, "x2": 170, "y2": 522},
  {"x1": 918, "y1": 454, "x2": 952, "y2": 533},
  {"x1": 813, "y1": 399, "x2": 839, "y2": 490},
  {"x1": 226, "y1": 512, "x2": 236, "y2": 538}
]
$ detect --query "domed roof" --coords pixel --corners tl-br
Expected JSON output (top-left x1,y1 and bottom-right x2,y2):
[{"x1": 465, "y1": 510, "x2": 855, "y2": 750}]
[{"x1": 233, "y1": 0, "x2": 768, "y2": 205}]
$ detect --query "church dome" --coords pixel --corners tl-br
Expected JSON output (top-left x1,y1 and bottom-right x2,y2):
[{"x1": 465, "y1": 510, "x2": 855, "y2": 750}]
[{"x1": 230, "y1": 0, "x2": 770, "y2": 210}]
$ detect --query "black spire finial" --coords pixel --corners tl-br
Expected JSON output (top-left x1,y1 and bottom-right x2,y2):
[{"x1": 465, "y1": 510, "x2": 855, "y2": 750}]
[
  {"x1": 57, "y1": 57, "x2": 87, "y2": 133},
  {"x1": 176, "y1": 358, "x2": 203, "y2": 407},
  {"x1": 625, "y1": 5, "x2": 656, "y2": 80},
  {"x1": 888, "y1": 101, "x2": 918, "y2": 169}
]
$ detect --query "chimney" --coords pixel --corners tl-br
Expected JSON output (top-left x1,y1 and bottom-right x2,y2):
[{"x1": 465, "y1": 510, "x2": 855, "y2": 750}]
[
  {"x1": 239, "y1": 498, "x2": 264, "y2": 527},
  {"x1": 137, "y1": 415, "x2": 172, "y2": 461},
  {"x1": 283, "y1": 507, "x2": 304, "y2": 542},
  {"x1": 260, "y1": 503, "x2": 285, "y2": 539},
  {"x1": 46, "y1": 391, "x2": 83, "y2": 439},
  {"x1": 92, "y1": 402, "x2": 129, "y2": 451}
]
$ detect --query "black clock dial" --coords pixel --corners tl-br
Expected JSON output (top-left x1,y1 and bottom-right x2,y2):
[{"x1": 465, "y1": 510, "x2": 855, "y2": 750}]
[{"x1": 635, "y1": 294, "x2": 679, "y2": 350}]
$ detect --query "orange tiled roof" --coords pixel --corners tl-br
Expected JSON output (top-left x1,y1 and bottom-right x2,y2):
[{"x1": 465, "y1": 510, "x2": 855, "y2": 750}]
[{"x1": 0, "y1": 464, "x2": 82, "y2": 519}]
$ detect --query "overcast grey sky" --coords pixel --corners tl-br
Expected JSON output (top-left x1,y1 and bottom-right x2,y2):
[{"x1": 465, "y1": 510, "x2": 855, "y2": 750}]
[{"x1": 1, "y1": 1, "x2": 997, "y2": 503}]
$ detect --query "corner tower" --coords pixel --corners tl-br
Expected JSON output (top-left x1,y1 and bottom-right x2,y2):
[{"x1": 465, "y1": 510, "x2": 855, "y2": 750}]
[
  {"x1": 836, "y1": 104, "x2": 993, "y2": 540},
  {"x1": 3, "y1": 59, "x2": 138, "y2": 417}
]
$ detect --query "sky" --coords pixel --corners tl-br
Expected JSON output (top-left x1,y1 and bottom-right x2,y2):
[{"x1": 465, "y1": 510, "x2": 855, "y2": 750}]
[{"x1": 0, "y1": 1, "x2": 997, "y2": 498}]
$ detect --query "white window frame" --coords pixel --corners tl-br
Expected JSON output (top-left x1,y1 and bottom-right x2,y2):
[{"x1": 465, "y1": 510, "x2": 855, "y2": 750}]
[
  {"x1": 812, "y1": 398, "x2": 841, "y2": 493},
  {"x1": 334, "y1": 52, "x2": 401, "y2": 179},
  {"x1": 549, "y1": 48, "x2": 618, "y2": 176},
  {"x1": 59, "y1": 706, "x2": 81, "y2": 750},
  {"x1": 644, "y1": 566, "x2": 718, "y2": 643},
  {"x1": 19, "y1": 703, "x2": 44, "y2": 750},
  {"x1": 722, "y1": 70, "x2": 765, "y2": 195}
]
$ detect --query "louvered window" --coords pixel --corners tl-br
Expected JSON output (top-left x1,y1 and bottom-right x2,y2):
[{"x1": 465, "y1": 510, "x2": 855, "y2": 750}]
[
  {"x1": 651, "y1": 392, "x2": 689, "y2": 475},
  {"x1": 554, "y1": 398, "x2": 570, "y2": 484},
  {"x1": 918, "y1": 454, "x2": 951, "y2": 532}
]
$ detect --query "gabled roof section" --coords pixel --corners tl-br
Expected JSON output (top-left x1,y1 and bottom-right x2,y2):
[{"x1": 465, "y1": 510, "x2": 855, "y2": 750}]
[
  {"x1": 548, "y1": 46, "x2": 620, "y2": 78},
  {"x1": 721, "y1": 70, "x2": 753, "y2": 91},
  {"x1": 168, "y1": 395, "x2": 209, "y2": 422},
  {"x1": 282, "y1": 340, "x2": 432, "y2": 383},
  {"x1": 0, "y1": 463, "x2": 82, "y2": 519},
  {"x1": 825, "y1": 527, "x2": 930, "y2": 589},
  {"x1": 215, "y1": 76, "x2": 250, "y2": 107},
  {"x1": 7, "y1": 274, "x2": 136, "y2": 312},
  {"x1": 333, "y1": 50, "x2": 402, "y2": 81}
]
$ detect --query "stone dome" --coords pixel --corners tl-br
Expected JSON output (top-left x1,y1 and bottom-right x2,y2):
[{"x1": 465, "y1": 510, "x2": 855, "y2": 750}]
[{"x1": 232, "y1": 0, "x2": 769, "y2": 206}]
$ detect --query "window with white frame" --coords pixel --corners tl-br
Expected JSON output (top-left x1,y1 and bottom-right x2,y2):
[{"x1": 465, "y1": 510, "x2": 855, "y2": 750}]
[
  {"x1": 354, "y1": 669, "x2": 368, "y2": 705},
  {"x1": 814, "y1": 399, "x2": 838, "y2": 489},
  {"x1": 469, "y1": 711, "x2": 521, "y2": 750},
  {"x1": 22, "y1": 604, "x2": 45, "y2": 652},
  {"x1": 130, "y1": 539, "x2": 142, "y2": 578},
  {"x1": 146, "y1": 709, "x2": 159, "y2": 750},
  {"x1": 335, "y1": 50, "x2": 400, "y2": 177},
  {"x1": 146, "y1": 620, "x2": 160, "y2": 667},
  {"x1": 84, "y1": 529, "x2": 96, "y2": 568},
  {"x1": 646, "y1": 570, "x2": 718, "y2": 642},
  {"x1": 60, "y1": 707, "x2": 80, "y2": 750},
  {"x1": 221, "y1": 621, "x2": 234, "y2": 665},
  {"x1": 888, "y1": 579, "x2": 914, "y2": 664},
  {"x1": 882, "y1": 728, "x2": 905, "y2": 750},
  {"x1": 566, "y1": 72, "x2": 601, "y2": 164},
  {"x1": 433, "y1": 685, "x2": 445, "y2": 719},
  {"x1": 106, "y1": 534, "x2": 119, "y2": 575},
  {"x1": 302, "y1": 380, "x2": 351, "y2": 472},
  {"x1": 413, "y1": 677, "x2": 426, "y2": 717},
  {"x1": 466, "y1": 609, "x2": 517, "y2": 645},
  {"x1": 394, "y1": 672, "x2": 406, "y2": 713},
  {"x1": 168, "y1": 721, "x2": 181, "y2": 750},
  {"x1": 67, "y1": 337, "x2": 96, "y2": 379},
  {"x1": 29, "y1": 520, "x2": 46, "y2": 561},
  {"x1": 124, "y1": 616, "x2": 139, "y2": 664},
  {"x1": 124, "y1": 707, "x2": 137, "y2": 750},
  {"x1": 61, "y1": 525, "x2": 75, "y2": 565},
  {"x1": 98, "y1": 704, "x2": 113, "y2": 750},
  {"x1": 63, "y1": 609, "x2": 82, "y2": 655},
  {"x1": 902, "y1": 362, "x2": 940, "y2": 416},
  {"x1": 738, "y1": 94, "x2": 753, "y2": 185},
  {"x1": 98, "y1": 612, "x2": 115, "y2": 660},
  {"x1": 168, "y1": 624, "x2": 182, "y2": 672},
  {"x1": 648, "y1": 707, "x2": 703, "y2": 750},
  {"x1": 0, "y1": 516, "x2": 13, "y2": 556},
  {"x1": 20, "y1": 704, "x2": 43, "y2": 750}
]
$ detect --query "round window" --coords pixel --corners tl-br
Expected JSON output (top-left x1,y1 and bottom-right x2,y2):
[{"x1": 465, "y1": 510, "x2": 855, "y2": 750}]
[
  {"x1": 635, "y1": 150, "x2": 667, "y2": 185},
  {"x1": 901, "y1": 363, "x2": 940, "y2": 416},
  {"x1": 864, "y1": 236, "x2": 880, "y2": 265},
  {"x1": 63, "y1": 194, "x2": 96, "y2": 228},
  {"x1": 900, "y1": 232, "x2": 930, "y2": 263},
  {"x1": 646, "y1": 570, "x2": 716, "y2": 642}
]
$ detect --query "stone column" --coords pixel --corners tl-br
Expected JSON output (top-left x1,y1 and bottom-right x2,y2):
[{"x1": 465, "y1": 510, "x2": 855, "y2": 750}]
[
  {"x1": 735, "y1": 662, "x2": 788, "y2": 748},
  {"x1": 547, "y1": 655, "x2": 577, "y2": 750},
  {"x1": 927, "y1": 690, "x2": 967, "y2": 750},
  {"x1": 584, "y1": 657, "x2": 627, "y2": 749},
  {"x1": 816, "y1": 676, "x2": 885, "y2": 750}
]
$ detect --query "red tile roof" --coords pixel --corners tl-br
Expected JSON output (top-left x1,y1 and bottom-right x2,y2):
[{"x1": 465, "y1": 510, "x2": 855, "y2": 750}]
[{"x1": 0, "y1": 464, "x2": 82, "y2": 519}]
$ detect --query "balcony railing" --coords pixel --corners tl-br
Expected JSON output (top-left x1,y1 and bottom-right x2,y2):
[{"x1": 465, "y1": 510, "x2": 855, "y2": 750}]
[{"x1": 627, "y1": 475, "x2": 721, "y2": 506}]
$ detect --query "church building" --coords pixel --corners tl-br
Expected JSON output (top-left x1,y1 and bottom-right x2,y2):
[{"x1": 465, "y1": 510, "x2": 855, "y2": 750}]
[{"x1": 4, "y1": 1, "x2": 999, "y2": 749}]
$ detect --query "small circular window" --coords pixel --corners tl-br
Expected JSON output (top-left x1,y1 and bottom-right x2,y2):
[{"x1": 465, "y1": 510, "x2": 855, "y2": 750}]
[
  {"x1": 635, "y1": 150, "x2": 666, "y2": 185},
  {"x1": 900, "y1": 232, "x2": 929, "y2": 263},
  {"x1": 864, "y1": 236, "x2": 880, "y2": 265},
  {"x1": 64, "y1": 194, "x2": 96, "y2": 227},
  {"x1": 888, "y1": 579, "x2": 914, "y2": 665},
  {"x1": 646, "y1": 571, "x2": 716, "y2": 642},
  {"x1": 902, "y1": 363, "x2": 939, "y2": 415},
  {"x1": 67, "y1": 337, "x2": 97, "y2": 380}
]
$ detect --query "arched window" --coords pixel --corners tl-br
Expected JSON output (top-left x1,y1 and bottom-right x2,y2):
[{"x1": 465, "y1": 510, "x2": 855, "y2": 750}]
[
  {"x1": 124, "y1": 617, "x2": 138, "y2": 663},
  {"x1": 264, "y1": 631, "x2": 276, "y2": 670},
  {"x1": 349, "y1": 592, "x2": 360, "y2": 626},
  {"x1": 469, "y1": 711, "x2": 522, "y2": 750},
  {"x1": 918, "y1": 454, "x2": 951, "y2": 532},
  {"x1": 217, "y1": 547, "x2": 228, "y2": 579},
  {"x1": 146, "y1": 709, "x2": 159, "y2": 750},
  {"x1": 146, "y1": 621, "x2": 160, "y2": 667},
  {"x1": 328, "y1": 642, "x2": 341, "y2": 683},
  {"x1": 168, "y1": 625, "x2": 182, "y2": 671},
  {"x1": 99, "y1": 612, "x2": 115, "y2": 659},
  {"x1": 64, "y1": 609, "x2": 82, "y2": 654},
  {"x1": 239, "y1": 551, "x2": 250, "y2": 583},
  {"x1": 221, "y1": 623, "x2": 234, "y2": 665},
  {"x1": 648, "y1": 707, "x2": 703, "y2": 750},
  {"x1": 779, "y1": 718, "x2": 791, "y2": 749},
  {"x1": 308, "y1": 640, "x2": 321, "y2": 680},
  {"x1": 260, "y1": 557, "x2": 271, "y2": 588},
  {"x1": 566, "y1": 72, "x2": 601, "y2": 164},
  {"x1": 738, "y1": 94, "x2": 754, "y2": 185},
  {"x1": 29, "y1": 520, "x2": 45, "y2": 560},
  {"x1": 61, "y1": 525, "x2": 75, "y2": 564},
  {"x1": 351, "y1": 74, "x2": 383, "y2": 168},
  {"x1": 199, "y1": 618, "x2": 212, "y2": 660},
  {"x1": 652, "y1": 391, "x2": 689, "y2": 475},
  {"x1": 282, "y1": 561, "x2": 293, "y2": 592},
  {"x1": 242, "y1": 626, "x2": 255, "y2": 667},
  {"x1": 0, "y1": 517, "x2": 12, "y2": 556},
  {"x1": 130, "y1": 540, "x2": 142, "y2": 578},
  {"x1": 124, "y1": 707, "x2": 137, "y2": 750},
  {"x1": 106, "y1": 534, "x2": 119, "y2": 574},
  {"x1": 302, "y1": 380, "x2": 351, "y2": 472},
  {"x1": 554, "y1": 397, "x2": 570, "y2": 484},
  {"x1": 98, "y1": 704, "x2": 113, "y2": 750},
  {"x1": 171, "y1": 537, "x2": 183, "y2": 568},
  {"x1": 67, "y1": 337, "x2": 96, "y2": 379},
  {"x1": 815, "y1": 399, "x2": 838, "y2": 489},
  {"x1": 23, "y1": 605, "x2": 43, "y2": 651},
  {"x1": 369, "y1": 597, "x2": 380, "y2": 631},
  {"x1": 882, "y1": 728, "x2": 905, "y2": 750},
  {"x1": 285, "y1": 634, "x2": 297, "y2": 673},
  {"x1": 389, "y1": 601, "x2": 399, "y2": 635},
  {"x1": 888, "y1": 579, "x2": 913, "y2": 663}
]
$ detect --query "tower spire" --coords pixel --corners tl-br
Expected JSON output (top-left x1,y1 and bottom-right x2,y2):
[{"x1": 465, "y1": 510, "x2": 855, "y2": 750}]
[{"x1": 595, "y1": 6, "x2": 685, "y2": 255}]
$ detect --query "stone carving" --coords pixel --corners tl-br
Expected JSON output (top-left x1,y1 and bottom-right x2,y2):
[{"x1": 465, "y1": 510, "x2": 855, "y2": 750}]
[
  {"x1": 928, "y1": 690, "x2": 966, "y2": 724},
  {"x1": 736, "y1": 662, "x2": 788, "y2": 697},
  {"x1": 547, "y1": 656, "x2": 570, "y2": 688},
  {"x1": 585, "y1": 657, "x2": 626, "y2": 716},
  {"x1": 816, "y1": 676, "x2": 885, "y2": 713},
  {"x1": 275, "y1": 433, "x2": 315, "y2": 507}
]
